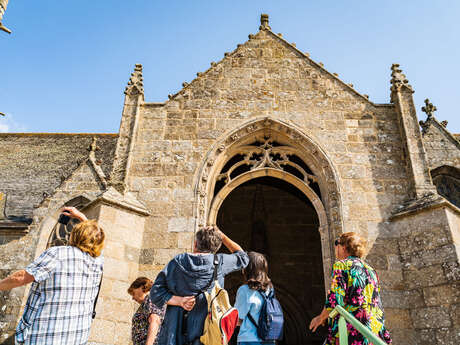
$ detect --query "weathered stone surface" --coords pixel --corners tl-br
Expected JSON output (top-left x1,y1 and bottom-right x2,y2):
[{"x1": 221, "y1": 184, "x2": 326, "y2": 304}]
[{"x1": 1, "y1": 16, "x2": 460, "y2": 345}]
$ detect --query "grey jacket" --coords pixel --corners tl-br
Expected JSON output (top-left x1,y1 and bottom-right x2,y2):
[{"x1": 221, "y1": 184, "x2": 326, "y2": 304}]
[{"x1": 150, "y1": 251, "x2": 249, "y2": 345}]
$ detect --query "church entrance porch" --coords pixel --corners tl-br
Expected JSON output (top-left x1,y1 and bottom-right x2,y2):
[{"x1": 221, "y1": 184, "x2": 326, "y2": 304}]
[{"x1": 216, "y1": 176, "x2": 327, "y2": 345}]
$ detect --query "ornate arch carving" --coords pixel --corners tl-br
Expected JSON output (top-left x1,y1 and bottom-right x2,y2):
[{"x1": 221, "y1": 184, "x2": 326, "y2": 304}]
[{"x1": 193, "y1": 117, "x2": 343, "y2": 285}]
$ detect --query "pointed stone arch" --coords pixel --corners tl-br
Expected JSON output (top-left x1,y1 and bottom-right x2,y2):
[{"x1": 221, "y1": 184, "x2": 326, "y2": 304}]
[
  {"x1": 35, "y1": 194, "x2": 93, "y2": 257},
  {"x1": 193, "y1": 117, "x2": 343, "y2": 283}
]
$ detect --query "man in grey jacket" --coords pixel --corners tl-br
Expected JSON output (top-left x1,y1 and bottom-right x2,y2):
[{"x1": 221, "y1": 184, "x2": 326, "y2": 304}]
[{"x1": 150, "y1": 225, "x2": 249, "y2": 345}]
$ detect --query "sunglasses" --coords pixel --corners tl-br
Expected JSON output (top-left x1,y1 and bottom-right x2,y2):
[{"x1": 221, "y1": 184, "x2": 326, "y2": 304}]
[{"x1": 334, "y1": 239, "x2": 341, "y2": 246}]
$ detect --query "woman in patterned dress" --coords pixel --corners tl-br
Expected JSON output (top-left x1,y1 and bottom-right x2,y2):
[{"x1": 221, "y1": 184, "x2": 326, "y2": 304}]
[
  {"x1": 128, "y1": 277, "x2": 196, "y2": 345},
  {"x1": 309, "y1": 232, "x2": 392, "y2": 345}
]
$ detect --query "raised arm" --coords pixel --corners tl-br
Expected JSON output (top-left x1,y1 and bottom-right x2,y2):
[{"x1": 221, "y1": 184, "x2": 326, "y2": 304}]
[
  {"x1": 0, "y1": 270, "x2": 34, "y2": 291},
  {"x1": 218, "y1": 229, "x2": 243, "y2": 253}
]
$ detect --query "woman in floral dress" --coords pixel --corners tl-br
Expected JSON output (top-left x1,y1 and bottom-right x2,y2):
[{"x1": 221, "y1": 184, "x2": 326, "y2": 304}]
[{"x1": 309, "y1": 232, "x2": 392, "y2": 345}]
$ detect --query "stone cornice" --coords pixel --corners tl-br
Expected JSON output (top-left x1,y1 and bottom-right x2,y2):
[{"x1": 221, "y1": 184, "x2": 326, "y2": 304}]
[
  {"x1": 83, "y1": 187, "x2": 150, "y2": 216},
  {"x1": 390, "y1": 193, "x2": 460, "y2": 220}
]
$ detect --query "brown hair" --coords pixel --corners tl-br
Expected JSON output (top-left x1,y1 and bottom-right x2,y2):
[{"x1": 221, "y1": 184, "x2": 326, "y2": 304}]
[
  {"x1": 69, "y1": 220, "x2": 105, "y2": 257},
  {"x1": 338, "y1": 232, "x2": 367, "y2": 258},
  {"x1": 244, "y1": 251, "x2": 273, "y2": 291},
  {"x1": 128, "y1": 277, "x2": 153, "y2": 294},
  {"x1": 195, "y1": 225, "x2": 222, "y2": 253}
]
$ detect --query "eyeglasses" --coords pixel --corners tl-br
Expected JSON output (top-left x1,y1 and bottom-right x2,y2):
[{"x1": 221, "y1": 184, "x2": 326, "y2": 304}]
[{"x1": 334, "y1": 239, "x2": 341, "y2": 246}]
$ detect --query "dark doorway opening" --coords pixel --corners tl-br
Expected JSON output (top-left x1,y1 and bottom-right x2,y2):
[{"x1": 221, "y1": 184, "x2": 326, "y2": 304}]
[{"x1": 217, "y1": 176, "x2": 327, "y2": 345}]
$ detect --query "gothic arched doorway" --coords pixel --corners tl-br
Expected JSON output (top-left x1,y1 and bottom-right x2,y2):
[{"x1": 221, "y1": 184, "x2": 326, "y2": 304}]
[{"x1": 216, "y1": 176, "x2": 326, "y2": 345}]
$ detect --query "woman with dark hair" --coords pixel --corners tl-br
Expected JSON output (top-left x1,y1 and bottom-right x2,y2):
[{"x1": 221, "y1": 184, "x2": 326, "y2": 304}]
[
  {"x1": 129, "y1": 277, "x2": 196, "y2": 345},
  {"x1": 309, "y1": 232, "x2": 392, "y2": 345},
  {"x1": 234, "y1": 251, "x2": 274, "y2": 345}
]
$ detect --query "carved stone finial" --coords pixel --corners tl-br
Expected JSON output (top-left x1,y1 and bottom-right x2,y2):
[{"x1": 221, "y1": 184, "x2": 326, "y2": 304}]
[
  {"x1": 88, "y1": 137, "x2": 100, "y2": 153},
  {"x1": 441, "y1": 120, "x2": 448, "y2": 127},
  {"x1": 124, "y1": 63, "x2": 144, "y2": 96},
  {"x1": 260, "y1": 14, "x2": 271, "y2": 30},
  {"x1": 421, "y1": 98, "x2": 437, "y2": 118},
  {"x1": 0, "y1": 0, "x2": 12, "y2": 34},
  {"x1": 182, "y1": 82, "x2": 189, "y2": 87},
  {"x1": 390, "y1": 63, "x2": 413, "y2": 97}
]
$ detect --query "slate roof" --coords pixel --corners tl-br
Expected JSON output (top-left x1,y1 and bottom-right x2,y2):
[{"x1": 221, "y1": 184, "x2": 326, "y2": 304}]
[{"x1": 0, "y1": 133, "x2": 118, "y2": 218}]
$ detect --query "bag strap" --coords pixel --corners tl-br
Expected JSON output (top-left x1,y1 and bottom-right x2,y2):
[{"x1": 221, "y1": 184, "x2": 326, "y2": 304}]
[
  {"x1": 247, "y1": 312, "x2": 258, "y2": 328},
  {"x1": 201, "y1": 254, "x2": 219, "y2": 293},
  {"x1": 92, "y1": 272, "x2": 103, "y2": 319}
]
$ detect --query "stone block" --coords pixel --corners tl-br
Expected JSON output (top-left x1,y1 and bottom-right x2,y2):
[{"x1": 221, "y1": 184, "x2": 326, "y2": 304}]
[
  {"x1": 104, "y1": 257, "x2": 130, "y2": 281},
  {"x1": 88, "y1": 318, "x2": 116, "y2": 343},
  {"x1": 435, "y1": 327, "x2": 460, "y2": 345},
  {"x1": 380, "y1": 288, "x2": 424, "y2": 309},
  {"x1": 384, "y1": 308, "x2": 413, "y2": 329},
  {"x1": 410, "y1": 306, "x2": 452, "y2": 329},
  {"x1": 423, "y1": 283, "x2": 459, "y2": 306},
  {"x1": 104, "y1": 240, "x2": 125, "y2": 260},
  {"x1": 404, "y1": 264, "x2": 448, "y2": 289},
  {"x1": 401, "y1": 244, "x2": 458, "y2": 270},
  {"x1": 167, "y1": 217, "x2": 195, "y2": 232}
]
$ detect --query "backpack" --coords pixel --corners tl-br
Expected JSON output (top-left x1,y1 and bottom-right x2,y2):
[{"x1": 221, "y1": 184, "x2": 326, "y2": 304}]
[
  {"x1": 247, "y1": 288, "x2": 284, "y2": 342},
  {"x1": 199, "y1": 255, "x2": 239, "y2": 345}
]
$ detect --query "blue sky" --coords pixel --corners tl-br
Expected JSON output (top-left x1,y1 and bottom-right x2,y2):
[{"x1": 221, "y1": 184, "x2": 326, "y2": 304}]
[{"x1": 1, "y1": 1, "x2": 459, "y2": 133}]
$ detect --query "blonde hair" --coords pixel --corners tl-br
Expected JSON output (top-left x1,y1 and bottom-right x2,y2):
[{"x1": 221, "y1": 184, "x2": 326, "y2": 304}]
[
  {"x1": 338, "y1": 232, "x2": 367, "y2": 258},
  {"x1": 69, "y1": 220, "x2": 105, "y2": 257}
]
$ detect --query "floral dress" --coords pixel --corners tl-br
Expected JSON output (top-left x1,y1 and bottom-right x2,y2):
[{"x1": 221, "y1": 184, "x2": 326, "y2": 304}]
[
  {"x1": 324, "y1": 256, "x2": 392, "y2": 345},
  {"x1": 132, "y1": 294, "x2": 166, "y2": 345}
]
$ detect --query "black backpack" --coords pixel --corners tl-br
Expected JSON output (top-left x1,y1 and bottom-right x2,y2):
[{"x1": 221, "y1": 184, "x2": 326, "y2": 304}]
[{"x1": 247, "y1": 289, "x2": 284, "y2": 342}]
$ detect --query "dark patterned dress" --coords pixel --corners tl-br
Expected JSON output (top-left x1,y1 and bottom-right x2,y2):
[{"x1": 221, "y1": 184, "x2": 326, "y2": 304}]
[
  {"x1": 324, "y1": 256, "x2": 392, "y2": 345},
  {"x1": 132, "y1": 294, "x2": 166, "y2": 345}
]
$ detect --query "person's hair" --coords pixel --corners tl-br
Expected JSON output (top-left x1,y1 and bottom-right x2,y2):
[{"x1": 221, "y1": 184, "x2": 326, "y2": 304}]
[
  {"x1": 128, "y1": 277, "x2": 153, "y2": 294},
  {"x1": 69, "y1": 219, "x2": 105, "y2": 257},
  {"x1": 243, "y1": 251, "x2": 273, "y2": 291},
  {"x1": 195, "y1": 225, "x2": 222, "y2": 253},
  {"x1": 338, "y1": 232, "x2": 367, "y2": 258}
]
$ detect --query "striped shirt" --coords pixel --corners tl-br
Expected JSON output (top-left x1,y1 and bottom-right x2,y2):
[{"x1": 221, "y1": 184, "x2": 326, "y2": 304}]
[{"x1": 15, "y1": 246, "x2": 103, "y2": 345}]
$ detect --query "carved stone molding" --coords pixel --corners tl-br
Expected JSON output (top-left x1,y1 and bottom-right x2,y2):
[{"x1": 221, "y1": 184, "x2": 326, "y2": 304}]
[{"x1": 193, "y1": 117, "x2": 343, "y2": 248}]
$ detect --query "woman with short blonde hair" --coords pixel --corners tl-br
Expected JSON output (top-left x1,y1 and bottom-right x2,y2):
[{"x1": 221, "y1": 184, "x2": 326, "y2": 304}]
[
  {"x1": 0, "y1": 207, "x2": 105, "y2": 345},
  {"x1": 310, "y1": 232, "x2": 392, "y2": 345}
]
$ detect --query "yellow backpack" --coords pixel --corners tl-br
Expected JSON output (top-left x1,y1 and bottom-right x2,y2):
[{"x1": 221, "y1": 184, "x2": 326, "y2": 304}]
[{"x1": 200, "y1": 256, "x2": 239, "y2": 345}]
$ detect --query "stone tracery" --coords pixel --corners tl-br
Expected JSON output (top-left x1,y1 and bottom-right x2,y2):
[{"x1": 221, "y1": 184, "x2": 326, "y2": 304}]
[{"x1": 214, "y1": 136, "x2": 319, "y2": 197}]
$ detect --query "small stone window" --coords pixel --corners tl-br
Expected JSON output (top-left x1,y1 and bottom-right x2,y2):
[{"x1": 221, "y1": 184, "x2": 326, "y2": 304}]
[
  {"x1": 46, "y1": 196, "x2": 90, "y2": 248},
  {"x1": 431, "y1": 166, "x2": 460, "y2": 208}
]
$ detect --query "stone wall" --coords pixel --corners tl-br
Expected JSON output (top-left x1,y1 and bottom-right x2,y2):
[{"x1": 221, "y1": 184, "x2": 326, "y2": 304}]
[
  {"x1": 86, "y1": 202, "x2": 147, "y2": 345},
  {"x1": 0, "y1": 160, "x2": 106, "y2": 344},
  {"x1": 392, "y1": 206, "x2": 460, "y2": 345},
  {"x1": 422, "y1": 121, "x2": 460, "y2": 170},
  {"x1": 125, "y1": 28, "x2": 413, "y2": 344}
]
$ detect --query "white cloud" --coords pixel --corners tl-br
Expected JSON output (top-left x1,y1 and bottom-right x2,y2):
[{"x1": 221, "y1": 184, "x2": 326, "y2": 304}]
[{"x1": 0, "y1": 113, "x2": 27, "y2": 133}]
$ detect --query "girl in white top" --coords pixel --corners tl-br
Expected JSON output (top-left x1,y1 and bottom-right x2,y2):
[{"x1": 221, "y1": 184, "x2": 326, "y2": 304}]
[{"x1": 234, "y1": 251, "x2": 273, "y2": 345}]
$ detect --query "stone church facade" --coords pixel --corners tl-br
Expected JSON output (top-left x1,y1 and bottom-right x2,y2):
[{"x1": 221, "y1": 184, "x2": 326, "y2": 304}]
[{"x1": 0, "y1": 15, "x2": 459, "y2": 345}]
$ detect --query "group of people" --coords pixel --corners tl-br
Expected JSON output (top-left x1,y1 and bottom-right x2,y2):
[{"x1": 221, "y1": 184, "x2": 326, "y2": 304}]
[{"x1": 0, "y1": 206, "x2": 392, "y2": 345}]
